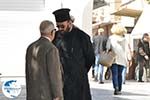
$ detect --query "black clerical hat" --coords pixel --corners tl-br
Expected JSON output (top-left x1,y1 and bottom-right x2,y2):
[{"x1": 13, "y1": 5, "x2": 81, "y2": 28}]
[{"x1": 53, "y1": 8, "x2": 71, "y2": 22}]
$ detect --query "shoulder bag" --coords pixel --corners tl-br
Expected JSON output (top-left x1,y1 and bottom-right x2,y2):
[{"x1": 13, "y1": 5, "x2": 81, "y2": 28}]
[{"x1": 99, "y1": 51, "x2": 116, "y2": 67}]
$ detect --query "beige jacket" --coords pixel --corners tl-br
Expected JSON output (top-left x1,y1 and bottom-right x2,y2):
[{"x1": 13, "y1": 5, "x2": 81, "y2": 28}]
[{"x1": 106, "y1": 34, "x2": 131, "y2": 67}]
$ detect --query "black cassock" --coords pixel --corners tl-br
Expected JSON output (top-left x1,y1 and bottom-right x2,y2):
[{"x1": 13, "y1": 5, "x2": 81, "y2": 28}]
[{"x1": 53, "y1": 26, "x2": 95, "y2": 100}]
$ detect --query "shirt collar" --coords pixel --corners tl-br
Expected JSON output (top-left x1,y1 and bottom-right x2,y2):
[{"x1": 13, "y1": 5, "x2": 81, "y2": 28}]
[{"x1": 42, "y1": 36, "x2": 52, "y2": 42}]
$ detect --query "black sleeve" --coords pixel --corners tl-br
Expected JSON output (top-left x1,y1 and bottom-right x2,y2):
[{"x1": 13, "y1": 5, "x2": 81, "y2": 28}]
[
  {"x1": 80, "y1": 32, "x2": 95, "y2": 72},
  {"x1": 102, "y1": 38, "x2": 108, "y2": 51}
]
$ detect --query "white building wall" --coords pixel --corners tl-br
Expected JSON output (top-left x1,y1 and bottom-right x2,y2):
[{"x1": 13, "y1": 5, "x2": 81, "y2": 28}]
[{"x1": 0, "y1": 0, "x2": 93, "y2": 85}]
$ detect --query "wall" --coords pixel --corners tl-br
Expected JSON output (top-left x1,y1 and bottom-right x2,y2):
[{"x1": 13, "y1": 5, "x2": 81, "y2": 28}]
[{"x1": 0, "y1": 0, "x2": 93, "y2": 85}]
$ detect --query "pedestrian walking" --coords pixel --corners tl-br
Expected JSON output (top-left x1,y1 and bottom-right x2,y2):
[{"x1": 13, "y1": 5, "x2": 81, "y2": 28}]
[
  {"x1": 137, "y1": 33, "x2": 150, "y2": 82},
  {"x1": 106, "y1": 23, "x2": 131, "y2": 95},
  {"x1": 93, "y1": 28, "x2": 107, "y2": 84}
]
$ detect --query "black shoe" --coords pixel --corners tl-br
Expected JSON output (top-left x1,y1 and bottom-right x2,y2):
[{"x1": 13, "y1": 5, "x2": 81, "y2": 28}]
[
  {"x1": 99, "y1": 81, "x2": 104, "y2": 84},
  {"x1": 114, "y1": 90, "x2": 118, "y2": 95},
  {"x1": 114, "y1": 90, "x2": 121, "y2": 95},
  {"x1": 138, "y1": 80, "x2": 144, "y2": 82}
]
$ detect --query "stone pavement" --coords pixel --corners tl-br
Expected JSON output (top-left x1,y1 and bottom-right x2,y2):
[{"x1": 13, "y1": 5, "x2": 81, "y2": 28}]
[
  {"x1": 0, "y1": 78, "x2": 150, "y2": 100},
  {"x1": 90, "y1": 79, "x2": 150, "y2": 100}
]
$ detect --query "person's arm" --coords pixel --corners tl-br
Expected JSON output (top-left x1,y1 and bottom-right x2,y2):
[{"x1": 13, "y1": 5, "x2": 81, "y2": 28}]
[
  {"x1": 46, "y1": 47, "x2": 63, "y2": 100},
  {"x1": 81, "y1": 33, "x2": 95, "y2": 72},
  {"x1": 25, "y1": 46, "x2": 31, "y2": 94},
  {"x1": 138, "y1": 41, "x2": 149, "y2": 60}
]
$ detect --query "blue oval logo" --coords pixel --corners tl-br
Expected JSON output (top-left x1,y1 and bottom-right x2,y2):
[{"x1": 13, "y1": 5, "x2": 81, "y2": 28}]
[{"x1": 2, "y1": 80, "x2": 22, "y2": 98}]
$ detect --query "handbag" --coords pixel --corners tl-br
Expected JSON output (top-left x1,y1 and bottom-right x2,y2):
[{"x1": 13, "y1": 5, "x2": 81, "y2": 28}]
[{"x1": 99, "y1": 52, "x2": 116, "y2": 67}]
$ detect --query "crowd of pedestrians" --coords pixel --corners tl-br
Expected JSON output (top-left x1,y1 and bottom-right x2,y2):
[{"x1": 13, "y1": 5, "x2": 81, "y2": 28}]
[{"x1": 91, "y1": 24, "x2": 150, "y2": 95}]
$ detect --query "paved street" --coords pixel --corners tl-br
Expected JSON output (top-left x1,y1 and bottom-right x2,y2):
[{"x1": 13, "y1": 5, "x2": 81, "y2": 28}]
[
  {"x1": 90, "y1": 79, "x2": 150, "y2": 100},
  {"x1": 0, "y1": 78, "x2": 150, "y2": 100}
]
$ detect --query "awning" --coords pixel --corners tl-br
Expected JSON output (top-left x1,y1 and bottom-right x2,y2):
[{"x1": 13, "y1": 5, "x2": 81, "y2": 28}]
[
  {"x1": 111, "y1": 8, "x2": 142, "y2": 18},
  {"x1": 92, "y1": 21, "x2": 116, "y2": 29},
  {"x1": 131, "y1": 5, "x2": 150, "y2": 38},
  {"x1": 93, "y1": 0, "x2": 107, "y2": 9}
]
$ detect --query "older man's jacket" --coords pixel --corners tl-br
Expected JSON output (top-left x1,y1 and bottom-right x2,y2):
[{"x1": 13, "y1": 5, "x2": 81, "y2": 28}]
[{"x1": 26, "y1": 37, "x2": 63, "y2": 100}]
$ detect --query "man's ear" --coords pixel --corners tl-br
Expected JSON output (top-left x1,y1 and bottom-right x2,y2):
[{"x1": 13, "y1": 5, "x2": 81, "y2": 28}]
[
  {"x1": 51, "y1": 31, "x2": 55, "y2": 37},
  {"x1": 68, "y1": 20, "x2": 72, "y2": 24}
]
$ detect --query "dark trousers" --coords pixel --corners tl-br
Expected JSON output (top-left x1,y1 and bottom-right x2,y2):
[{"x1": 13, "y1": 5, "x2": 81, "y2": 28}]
[
  {"x1": 138, "y1": 62, "x2": 145, "y2": 81},
  {"x1": 111, "y1": 64, "x2": 124, "y2": 91},
  {"x1": 138, "y1": 60, "x2": 150, "y2": 81}
]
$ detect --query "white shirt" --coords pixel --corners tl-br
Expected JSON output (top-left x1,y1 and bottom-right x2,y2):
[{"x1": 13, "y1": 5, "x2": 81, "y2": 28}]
[{"x1": 42, "y1": 36, "x2": 52, "y2": 42}]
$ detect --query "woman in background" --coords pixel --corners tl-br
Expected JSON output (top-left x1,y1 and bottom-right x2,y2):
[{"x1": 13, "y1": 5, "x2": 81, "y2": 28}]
[{"x1": 106, "y1": 23, "x2": 131, "y2": 95}]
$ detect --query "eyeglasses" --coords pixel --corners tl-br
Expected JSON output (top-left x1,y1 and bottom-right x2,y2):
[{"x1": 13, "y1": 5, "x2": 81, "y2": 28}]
[
  {"x1": 56, "y1": 20, "x2": 69, "y2": 29},
  {"x1": 56, "y1": 25, "x2": 65, "y2": 29}
]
